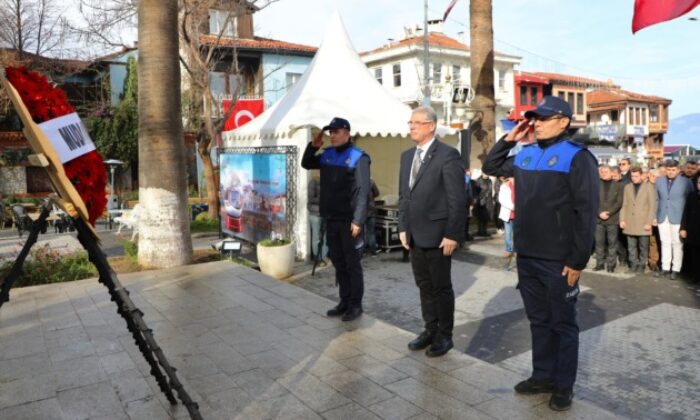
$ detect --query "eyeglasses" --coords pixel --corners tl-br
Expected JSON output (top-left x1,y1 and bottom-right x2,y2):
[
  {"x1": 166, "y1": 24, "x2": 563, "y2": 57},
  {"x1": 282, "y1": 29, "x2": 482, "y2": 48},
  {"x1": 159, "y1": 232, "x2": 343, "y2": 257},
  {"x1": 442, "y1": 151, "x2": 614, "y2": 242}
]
[
  {"x1": 407, "y1": 121, "x2": 433, "y2": 126},
  {"x1": 532, "y1": 115, "x2": 566, "y2": 122}
]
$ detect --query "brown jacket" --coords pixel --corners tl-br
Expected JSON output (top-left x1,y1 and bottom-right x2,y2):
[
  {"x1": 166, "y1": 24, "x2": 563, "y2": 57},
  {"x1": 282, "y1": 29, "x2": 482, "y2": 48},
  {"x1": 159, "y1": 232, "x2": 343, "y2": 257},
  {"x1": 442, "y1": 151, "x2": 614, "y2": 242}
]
[{"x1": 620, "y1": 181, "x2": 656, "y2": 236}]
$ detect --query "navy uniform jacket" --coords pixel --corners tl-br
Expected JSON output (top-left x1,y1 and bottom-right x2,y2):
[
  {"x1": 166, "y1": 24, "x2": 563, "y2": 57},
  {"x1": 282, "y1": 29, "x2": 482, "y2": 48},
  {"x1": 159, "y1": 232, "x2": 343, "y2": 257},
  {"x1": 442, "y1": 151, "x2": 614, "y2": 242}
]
[
  {"x1": 301, "y1": 142, "x2": 370, "y2": 225},
  {"x1": 483, "y1": 136, "x2": 599, "y2": 270}
]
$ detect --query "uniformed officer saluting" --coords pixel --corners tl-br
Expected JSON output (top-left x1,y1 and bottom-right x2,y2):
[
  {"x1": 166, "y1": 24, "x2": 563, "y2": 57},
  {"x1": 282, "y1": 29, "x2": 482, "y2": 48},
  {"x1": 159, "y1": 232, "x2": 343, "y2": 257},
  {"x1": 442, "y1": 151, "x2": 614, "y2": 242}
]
[
  {"x1": 483, "y1": 96, "x2": 599, "y2": 411},
  {"x1": 302, "y1": 117, "x2": 370, "y2": 322}
]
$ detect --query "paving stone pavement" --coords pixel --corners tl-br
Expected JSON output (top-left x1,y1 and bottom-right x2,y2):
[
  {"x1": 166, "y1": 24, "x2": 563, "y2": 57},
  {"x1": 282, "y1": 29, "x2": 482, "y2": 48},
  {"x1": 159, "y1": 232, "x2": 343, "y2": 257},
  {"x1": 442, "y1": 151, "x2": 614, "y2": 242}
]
[
  {"x1": 293, "y1": 242, "x2": 700, "y2": 420},
  {"x1": 0, "y1": 261, "x2": 617, "y2": 419},
  {"x1": 499, "y1": 303, "x2": 700, "y2": 420}
]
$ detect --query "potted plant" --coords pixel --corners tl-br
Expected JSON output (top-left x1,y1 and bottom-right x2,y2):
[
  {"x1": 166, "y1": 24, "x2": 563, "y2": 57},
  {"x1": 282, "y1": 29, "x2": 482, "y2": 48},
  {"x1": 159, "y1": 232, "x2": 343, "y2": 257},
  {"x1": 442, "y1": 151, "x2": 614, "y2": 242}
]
[{"x1": 256, "y1": 238, "x2": 295, "y2": 280}]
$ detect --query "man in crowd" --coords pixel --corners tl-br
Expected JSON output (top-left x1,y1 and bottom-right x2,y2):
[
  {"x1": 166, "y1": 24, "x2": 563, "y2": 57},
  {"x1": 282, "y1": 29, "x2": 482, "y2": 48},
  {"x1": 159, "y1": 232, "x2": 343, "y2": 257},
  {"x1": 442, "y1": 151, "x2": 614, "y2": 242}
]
[
  {"x1": 647, "y1": 169, "x2": 662, "y2": 272},
  {"x1": 483, "y1": 96, "x2": 599, "y2": 411},
  {"x1": 594, "y1": 164, "x2": 623, "y2": 272},
  {"x1": 308, "y1": 172, "x2": 328, "y2": 265},
  {"x1": 399, "y1": 106, "x2": 466, "y2": 358},
  {"x1": 302, "y1": 117, "x2": 370, "y2": 321},
  {"x1": 620, "y1": 167, "x2": 657, "y2": 274},
  {"x1": 619, "y1": 158, "x2": 632, "y2": 184},
  {"x1": 654, "y1": 160, "x2": 693, "y2": 280},
  {"x1": 683, "y1": 159, "x2": 698, "y2": 182},
  {"x1": 464, "y1": 169, "x2": 475, "y2": 241},
  {"x1": 611, "y1": 166, "x2": 622, "y2": 182},
  {"x1": 474, "y1": 173, "x2": 493, "y2": 237},
  {"x1": 365, "y1": 178, "x2": 380, "y2": 256}
]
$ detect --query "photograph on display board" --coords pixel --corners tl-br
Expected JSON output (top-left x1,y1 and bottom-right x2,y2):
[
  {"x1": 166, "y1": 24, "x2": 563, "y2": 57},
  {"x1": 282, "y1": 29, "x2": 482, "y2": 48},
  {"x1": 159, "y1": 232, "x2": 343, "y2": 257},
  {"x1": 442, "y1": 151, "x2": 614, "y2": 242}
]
[{"x1": 219, "y1": 153, "x2": 287, "y2": 243}]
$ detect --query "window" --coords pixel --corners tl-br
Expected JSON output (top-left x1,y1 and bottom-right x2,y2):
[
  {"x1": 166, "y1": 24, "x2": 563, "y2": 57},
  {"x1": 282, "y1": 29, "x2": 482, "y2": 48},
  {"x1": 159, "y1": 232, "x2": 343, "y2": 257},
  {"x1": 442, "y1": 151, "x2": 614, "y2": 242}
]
[
  {"x1": 530, "y1": 87, "x2": 538, "y2": 105},
  {"x1": 558, "y1": 91, "x2": 566, "y2": 100},
  {"x1": 374, "y1": 67, "x2": 383, "y2": 85},
  {"x1": 285, "y1": 72, "x2": 302, "y2": 89},
  {"x1": 520, "y1": 85, "x2": 528, "y2": 106},
  {"x1": 393, "y1": 64, "x2": 401, "y2": 87},
  {"x1": 576, "y1": 93, "x2": 584, "y2": 115},
  {"x1": 209, "y1": 9, "x2": 237, "y2": 37},
  {"x1": 611, "y1": 110, "x2": 619, "y2": 122},
  {"x1": 498, "y1": 69, "x2": 506, "y2": 90},
  {"x1": 433, "y1": 63, "x2": 441, "y2": 83},
  {"x1": 452, "y1": 65, "x2": 461, "y2": 83},
  {"x1": 650, "y1": 105, "x2": 659, "y2": 122},
  {"x1": 636, "y1": 108, "x2": 641, "y2": 125},
  {"x1": 567, "y1": 92, "x2": 575, "y2": 110},
  {"x1": 642, "y1": 108, "x2": 647, "y2": 125}
]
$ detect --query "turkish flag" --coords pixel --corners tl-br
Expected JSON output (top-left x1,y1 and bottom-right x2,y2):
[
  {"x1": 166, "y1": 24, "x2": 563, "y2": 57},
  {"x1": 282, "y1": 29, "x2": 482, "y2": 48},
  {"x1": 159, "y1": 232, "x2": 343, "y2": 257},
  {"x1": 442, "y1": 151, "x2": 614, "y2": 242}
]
[
  {"x1": 632, "y1": 0, "x2": 700, "y2": 33},
  {"x1": 222, "y1": 99, "x2": 264, "y2": 131}
]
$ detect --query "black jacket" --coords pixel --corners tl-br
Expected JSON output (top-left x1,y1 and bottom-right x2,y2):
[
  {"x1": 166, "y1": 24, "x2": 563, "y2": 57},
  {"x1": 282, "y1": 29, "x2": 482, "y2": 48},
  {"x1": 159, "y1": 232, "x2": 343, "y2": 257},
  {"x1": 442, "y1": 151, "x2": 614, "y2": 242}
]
[
  {"x1": 681, "y1": 191, "x2": 700, "y2": 245},
  {"x1": 301, "y1": 141, "x2": 370, "y2": 225},
  {"x1": 399, "y1": 140, "x2": 466, "y2": 248},
  {"x1": 598, "y1": 180, "x2": 623, "y2": 225},
  {"x1": 483, "y1": 136, "x2": 599, "y2": 270}
]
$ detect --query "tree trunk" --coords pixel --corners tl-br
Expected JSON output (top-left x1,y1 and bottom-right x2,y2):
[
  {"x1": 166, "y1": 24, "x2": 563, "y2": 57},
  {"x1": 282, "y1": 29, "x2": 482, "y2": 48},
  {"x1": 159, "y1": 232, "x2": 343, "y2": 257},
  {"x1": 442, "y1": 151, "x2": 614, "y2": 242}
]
[
  {"x1": 470, "y1": 0, "x2": 496, "y2": 168},
  {"x1": 201, "y1": 88, "x2": 220, "y2": 219},
  {"x1": 137, "y1": 0, "x2": 192, "y2": 268}
]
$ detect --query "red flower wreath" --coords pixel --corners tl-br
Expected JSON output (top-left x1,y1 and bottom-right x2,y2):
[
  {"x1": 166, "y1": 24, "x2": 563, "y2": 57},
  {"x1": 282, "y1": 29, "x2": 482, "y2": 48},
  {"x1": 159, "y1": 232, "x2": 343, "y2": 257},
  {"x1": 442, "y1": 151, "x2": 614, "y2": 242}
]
[{"x1": 5, "y1": 66, "x2": 107, "y2": 225}]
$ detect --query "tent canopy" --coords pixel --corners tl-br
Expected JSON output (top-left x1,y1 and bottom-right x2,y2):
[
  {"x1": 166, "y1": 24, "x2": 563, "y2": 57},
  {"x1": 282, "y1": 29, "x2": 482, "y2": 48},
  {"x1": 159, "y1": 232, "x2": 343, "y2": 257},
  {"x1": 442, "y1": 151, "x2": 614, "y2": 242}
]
[{"x1": 225, "y1": 11, "x2": 454, "y2": 141}]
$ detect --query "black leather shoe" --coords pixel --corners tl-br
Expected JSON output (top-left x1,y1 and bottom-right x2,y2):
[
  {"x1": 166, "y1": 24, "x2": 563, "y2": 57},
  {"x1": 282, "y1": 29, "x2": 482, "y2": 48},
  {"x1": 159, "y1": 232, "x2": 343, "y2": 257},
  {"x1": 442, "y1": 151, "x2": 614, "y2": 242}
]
[
  {"x1": 425, "y1": 336, "x2": 453, "y2": 357},
  {"x1": 514, "y1": 378, "x2": 555, "y2": 395},
  {"x1": 326, "y1": 303, "x2": 348, "y2": 317},
  {"x1": 341, "y1": 306, "x2": 362, "y2": 322},
  {"x1": 636, "y1": 265, "x2": 645, "y2": 274},
  {"x1": 606, "y1": 265, "x2": 616, "y2": 273},
  {"x1": 549, "y1": 388, "x2": 573, "y2": 411},
  {"x1": 408, "y1": 331, "x2": 435, "y2": 351},
  {"x1": 670, "y1": 272, "x2": 678, "y2": 281},
  {"x1": 593, "y1": 264, "x2": 604, "y2": 271},
  {"x1": 654, "y1": 270, "x2": 670, "y2": 278}
]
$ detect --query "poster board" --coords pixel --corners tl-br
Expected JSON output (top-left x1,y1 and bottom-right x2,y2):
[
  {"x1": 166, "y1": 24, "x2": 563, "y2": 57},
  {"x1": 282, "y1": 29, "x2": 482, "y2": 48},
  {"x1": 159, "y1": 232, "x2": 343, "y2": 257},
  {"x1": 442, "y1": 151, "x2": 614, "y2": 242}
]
[{"x1": 218, "y1": 146, "x2": 297, "y2": 244}]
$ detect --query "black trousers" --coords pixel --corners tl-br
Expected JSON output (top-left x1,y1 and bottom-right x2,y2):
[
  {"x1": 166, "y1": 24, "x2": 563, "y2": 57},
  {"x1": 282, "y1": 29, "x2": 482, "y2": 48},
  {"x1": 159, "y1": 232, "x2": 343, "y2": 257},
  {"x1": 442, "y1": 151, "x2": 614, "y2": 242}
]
[
  {"x1": 627, "y1": 235, "x2": 649, "y2": 269},
  {"x1": 326, "y1": 220, "x2": 364, "y2": 307},
  {"x1": 517, "y1": 256, "x2": 580, "y2": 390},
  {"x1": 595, "y1": 224, "x2": 618, "y2": 267},
  {"x1": 618, "y1": 230, "x2": 629, "y2": 266},
  {"x1": 410, "y1": 247, "x2": 454, "y2": 339}
]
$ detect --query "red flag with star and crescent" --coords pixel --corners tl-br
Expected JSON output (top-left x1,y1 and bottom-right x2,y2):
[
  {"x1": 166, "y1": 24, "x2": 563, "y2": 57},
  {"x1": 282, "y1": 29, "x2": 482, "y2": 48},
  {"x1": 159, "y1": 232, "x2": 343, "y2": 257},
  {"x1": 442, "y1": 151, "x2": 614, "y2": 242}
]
[
  {"x1": 632, "y1": 0, "x2": 700, "y2": 33},
  {"x1": 222, "y1": 99, "x2": 264, "y2": 131}
]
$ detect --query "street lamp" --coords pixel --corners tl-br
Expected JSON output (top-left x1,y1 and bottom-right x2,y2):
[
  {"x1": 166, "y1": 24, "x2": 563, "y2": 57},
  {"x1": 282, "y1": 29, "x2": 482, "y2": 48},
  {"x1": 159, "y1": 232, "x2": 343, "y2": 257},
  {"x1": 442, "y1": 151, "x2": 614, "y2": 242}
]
[{"x1": 104, "y1": 159, "x2": 124, "y2": 210}]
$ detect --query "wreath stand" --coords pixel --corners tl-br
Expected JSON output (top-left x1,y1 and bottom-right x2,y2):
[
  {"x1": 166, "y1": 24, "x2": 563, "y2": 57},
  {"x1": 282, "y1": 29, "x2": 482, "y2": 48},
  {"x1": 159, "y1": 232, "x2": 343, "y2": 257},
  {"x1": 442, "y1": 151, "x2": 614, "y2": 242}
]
[{"x1": 0, "y1": 73, "x2": 202, "y2": 419}]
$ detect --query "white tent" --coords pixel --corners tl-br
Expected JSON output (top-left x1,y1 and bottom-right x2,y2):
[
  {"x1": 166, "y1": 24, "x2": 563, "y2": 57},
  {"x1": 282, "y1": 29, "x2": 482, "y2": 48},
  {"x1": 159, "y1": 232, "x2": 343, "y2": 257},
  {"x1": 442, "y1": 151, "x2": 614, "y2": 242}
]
[
  {"x1": 225, "y1": 11, "x2": 454, "y2": 140},
  {"x1": 221, "y1": 12, "x2": 458, "y2": 259}
]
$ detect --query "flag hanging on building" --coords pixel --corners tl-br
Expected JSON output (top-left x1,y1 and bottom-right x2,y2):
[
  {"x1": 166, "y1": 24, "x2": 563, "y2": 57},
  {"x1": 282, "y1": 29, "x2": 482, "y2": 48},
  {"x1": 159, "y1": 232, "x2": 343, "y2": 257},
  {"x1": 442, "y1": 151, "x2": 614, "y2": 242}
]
[
  {"x1": 443, "y1": 0, "x2": 459, "y2": 21},
  {"x1": 222, "y1": 99, "x2": 264, "y2": 131},
  {"x1": 632, "y1": 0, "x2": 700, "y2": 33}
]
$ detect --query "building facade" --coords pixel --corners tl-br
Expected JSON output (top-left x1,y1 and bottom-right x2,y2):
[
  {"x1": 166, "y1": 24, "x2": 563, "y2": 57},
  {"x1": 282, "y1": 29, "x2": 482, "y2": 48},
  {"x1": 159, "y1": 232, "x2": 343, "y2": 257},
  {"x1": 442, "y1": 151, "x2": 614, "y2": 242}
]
[
  {"x1": 360, "y1": 21, "x2": 520, "y2": 139},
  {"x1": 586, "y1": 89, "x2": 671, "y2": 163}
]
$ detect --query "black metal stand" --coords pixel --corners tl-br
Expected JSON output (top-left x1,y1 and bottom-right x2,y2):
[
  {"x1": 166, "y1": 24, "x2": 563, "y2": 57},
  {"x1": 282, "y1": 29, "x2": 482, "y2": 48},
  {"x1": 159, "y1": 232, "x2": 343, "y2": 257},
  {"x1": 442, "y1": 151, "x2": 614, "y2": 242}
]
[
  {"x1": 0, "y1": 206, "x2": 202, "y2": 420},
  {"x1": 0, "y1": 205, "x2": 51, "y2": 306}
]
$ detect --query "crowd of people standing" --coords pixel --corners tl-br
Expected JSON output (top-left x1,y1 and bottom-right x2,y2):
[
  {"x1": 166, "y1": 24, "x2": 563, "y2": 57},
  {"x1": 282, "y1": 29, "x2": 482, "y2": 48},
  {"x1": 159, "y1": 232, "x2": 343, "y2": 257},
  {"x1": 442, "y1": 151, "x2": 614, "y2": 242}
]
[{"x1": 593, "y1": 158, "x2": 699, "y2": 282}]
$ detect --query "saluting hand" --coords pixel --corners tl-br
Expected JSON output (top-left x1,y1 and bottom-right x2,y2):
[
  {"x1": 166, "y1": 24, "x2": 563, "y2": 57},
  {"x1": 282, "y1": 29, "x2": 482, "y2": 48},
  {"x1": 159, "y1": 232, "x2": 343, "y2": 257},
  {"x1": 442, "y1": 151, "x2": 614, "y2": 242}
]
[
  {"x1": 562, "y1": 266, "x2": 581, "y2": 287},
  {"x1": 312, "y1": 130, "x2": 324, "y2": 148},
  {"x1": 505, "y1": 119, "x2": 532, "y2": 143}
]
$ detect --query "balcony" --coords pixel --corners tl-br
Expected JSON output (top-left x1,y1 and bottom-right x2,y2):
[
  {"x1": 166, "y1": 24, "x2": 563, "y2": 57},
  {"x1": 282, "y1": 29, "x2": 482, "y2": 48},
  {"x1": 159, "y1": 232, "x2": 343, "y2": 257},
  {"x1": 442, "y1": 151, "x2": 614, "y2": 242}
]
[{"x1": 649, "y1": 121, "x2": 668, "y2": 133}]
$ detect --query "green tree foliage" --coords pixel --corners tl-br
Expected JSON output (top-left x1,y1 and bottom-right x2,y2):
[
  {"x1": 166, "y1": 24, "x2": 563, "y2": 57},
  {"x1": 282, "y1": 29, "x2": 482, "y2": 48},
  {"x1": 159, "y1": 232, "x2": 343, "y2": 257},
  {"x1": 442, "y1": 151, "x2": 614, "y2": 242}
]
[{"x1": 86, "y1": 56, "x2": 139, "y2": 169}]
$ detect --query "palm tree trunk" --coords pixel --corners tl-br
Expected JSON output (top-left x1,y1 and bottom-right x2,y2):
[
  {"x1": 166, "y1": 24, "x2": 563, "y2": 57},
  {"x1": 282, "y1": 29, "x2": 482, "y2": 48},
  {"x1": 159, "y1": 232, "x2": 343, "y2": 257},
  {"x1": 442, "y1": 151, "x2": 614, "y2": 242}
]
[
  {"x1": 137, "y1": 0, "x2": 192, "y2": 268},
  {"x1": 470, "y1": 0, "x2": 496, "y2": 167}
]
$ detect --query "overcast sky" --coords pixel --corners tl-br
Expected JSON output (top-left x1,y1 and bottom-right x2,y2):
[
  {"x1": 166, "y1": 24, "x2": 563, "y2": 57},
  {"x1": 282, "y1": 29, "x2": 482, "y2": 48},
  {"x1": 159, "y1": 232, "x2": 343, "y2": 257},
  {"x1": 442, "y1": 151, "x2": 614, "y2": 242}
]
[{"x1": 253, "y1": 0, "x2": 700, "y2": 118}]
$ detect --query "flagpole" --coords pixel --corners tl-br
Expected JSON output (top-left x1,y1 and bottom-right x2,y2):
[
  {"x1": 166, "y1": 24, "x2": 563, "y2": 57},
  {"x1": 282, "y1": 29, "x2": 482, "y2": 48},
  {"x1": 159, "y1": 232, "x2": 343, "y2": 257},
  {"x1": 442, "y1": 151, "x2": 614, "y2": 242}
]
[{"x1": 422, "y1": 0, "x2": 431, "y2": 107}]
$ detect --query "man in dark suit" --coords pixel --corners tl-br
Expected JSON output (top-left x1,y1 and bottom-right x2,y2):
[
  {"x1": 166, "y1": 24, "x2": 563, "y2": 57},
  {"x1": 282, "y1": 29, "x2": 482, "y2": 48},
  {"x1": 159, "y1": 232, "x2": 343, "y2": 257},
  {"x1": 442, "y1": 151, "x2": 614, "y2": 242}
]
[{"x1": 399, "y1": 106, "x2": 466, "y2": 358}]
